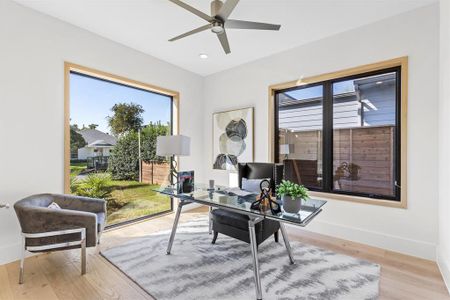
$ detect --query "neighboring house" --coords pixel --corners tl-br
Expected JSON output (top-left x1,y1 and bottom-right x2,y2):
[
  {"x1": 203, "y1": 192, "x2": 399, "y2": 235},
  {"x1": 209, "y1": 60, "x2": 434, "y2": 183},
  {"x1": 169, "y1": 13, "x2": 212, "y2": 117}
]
[
  {"x1": 277, "y1": 73, "x2": 396, "y2": 131},
  {"x1": 76, "y1": 129, "x2": 117, "y2": 160}
]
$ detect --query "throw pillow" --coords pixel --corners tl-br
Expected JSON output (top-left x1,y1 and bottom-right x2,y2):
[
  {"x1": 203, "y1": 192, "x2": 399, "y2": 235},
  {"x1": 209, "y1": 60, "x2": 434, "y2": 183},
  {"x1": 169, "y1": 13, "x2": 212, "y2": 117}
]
[{"x1": 47, "y1": 202, "x2": 61, "y2": 210}]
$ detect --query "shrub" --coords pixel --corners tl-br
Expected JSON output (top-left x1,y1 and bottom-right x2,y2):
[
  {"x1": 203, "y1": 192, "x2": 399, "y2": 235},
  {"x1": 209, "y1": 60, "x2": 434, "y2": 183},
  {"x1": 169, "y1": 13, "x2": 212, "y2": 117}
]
[
  {"x1": 108, "y1": 131, "x2": 140, "y2": 180},
  {"x1": 141, "y1": 121, "x2": 170, "y2": 163},
  {"x1": 70, "y1": 176, "x2": 79, "y2": 194},
  {"x1": 74, "y1": 173, "x2": 112, "y2": 199}
]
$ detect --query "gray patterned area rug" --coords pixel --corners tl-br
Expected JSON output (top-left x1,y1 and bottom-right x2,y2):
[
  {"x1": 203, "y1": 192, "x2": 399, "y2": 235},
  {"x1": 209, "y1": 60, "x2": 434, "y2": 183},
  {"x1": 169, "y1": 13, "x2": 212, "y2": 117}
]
[{"x1": 101, "y1": 217, "x2": 380, "y2": 300}]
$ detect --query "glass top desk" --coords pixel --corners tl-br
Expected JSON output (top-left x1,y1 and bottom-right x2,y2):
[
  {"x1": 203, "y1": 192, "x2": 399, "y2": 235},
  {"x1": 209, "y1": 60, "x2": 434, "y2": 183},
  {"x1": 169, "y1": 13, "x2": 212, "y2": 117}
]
[{"x1": 155, "y1": 184, "x2": 326, "y2": 300}]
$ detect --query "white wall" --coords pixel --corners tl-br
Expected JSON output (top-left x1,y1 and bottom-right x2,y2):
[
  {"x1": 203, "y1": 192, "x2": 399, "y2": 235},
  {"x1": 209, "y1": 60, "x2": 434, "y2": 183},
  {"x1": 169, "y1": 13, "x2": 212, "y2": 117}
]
[
  {"x1": 0, "y1": 0, "x2": 441, "y2": 265},
  {"x1": 0, "y1": 0, "x2": 204, "y2": 264},
  {"x1": 438, "y1": 0, "x2": 450, "y2": 291},
  {"x1": 203, "y1": 5, "x2": 439, "y2": 260}
]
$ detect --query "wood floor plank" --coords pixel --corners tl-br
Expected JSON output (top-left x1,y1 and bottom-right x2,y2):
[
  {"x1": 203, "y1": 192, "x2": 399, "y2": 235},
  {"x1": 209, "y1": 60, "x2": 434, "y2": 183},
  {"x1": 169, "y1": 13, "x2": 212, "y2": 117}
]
[
  {"x1": 5, "y1": 255, "x2": 59, "y2": 300},
  {"x1": 0, "y1": 264, "x2": 14, "y2": 300},
  {"x1": 0, "y1": 207, "x2": 447, "y2": 300},
  {"x1": 37, "y1": 251, "x2": 102, "y2": 300}
]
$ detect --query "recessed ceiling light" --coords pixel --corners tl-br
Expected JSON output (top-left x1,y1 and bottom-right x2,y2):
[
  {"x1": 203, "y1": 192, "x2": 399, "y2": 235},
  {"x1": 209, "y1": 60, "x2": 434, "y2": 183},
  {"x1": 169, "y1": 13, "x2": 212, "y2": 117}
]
[
  {"x1": 199, "y1": 53, "x2": 208, "y2": 59},
  {"x1": 376, "y1": 81, "x2": 383, "y2": 85}
]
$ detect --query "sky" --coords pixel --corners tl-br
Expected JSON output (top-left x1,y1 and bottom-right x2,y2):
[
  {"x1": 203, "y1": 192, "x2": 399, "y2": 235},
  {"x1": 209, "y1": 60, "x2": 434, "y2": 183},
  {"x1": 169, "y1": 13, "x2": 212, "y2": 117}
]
[
  {"x1": 70, "y1": 72, "x2": 172, "y2": 133},
  {"x1": 284, "y1": 80, "x2": 355, "y2": 101}
]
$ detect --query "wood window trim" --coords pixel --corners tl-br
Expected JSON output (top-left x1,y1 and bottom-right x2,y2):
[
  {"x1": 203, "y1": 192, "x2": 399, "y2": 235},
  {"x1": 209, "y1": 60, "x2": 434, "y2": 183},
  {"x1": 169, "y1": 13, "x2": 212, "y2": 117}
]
[
  {"x1": 268, "y1": 56, "x2": 408, "y2": 209},
  {"x1": 64, "y1": 62, "x2": 180, "y2": 193}
]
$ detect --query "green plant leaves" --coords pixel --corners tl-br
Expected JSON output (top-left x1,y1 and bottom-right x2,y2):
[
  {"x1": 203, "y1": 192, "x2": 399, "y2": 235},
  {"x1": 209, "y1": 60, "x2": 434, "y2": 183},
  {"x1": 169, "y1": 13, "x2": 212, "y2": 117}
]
[{"x1": 276, "y1": 180, "x2": 309, "y2": 200}]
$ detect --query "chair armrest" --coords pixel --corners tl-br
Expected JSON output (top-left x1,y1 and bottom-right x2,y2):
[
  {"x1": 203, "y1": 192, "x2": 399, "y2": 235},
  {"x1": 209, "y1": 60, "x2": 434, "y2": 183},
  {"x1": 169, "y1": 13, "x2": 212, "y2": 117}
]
[
  {"x1": 16, "y1": 207, "x2": 98, "y2": 247},
  {"x1": 53, "y1": 194, "x2": 106, "y2": 214}
]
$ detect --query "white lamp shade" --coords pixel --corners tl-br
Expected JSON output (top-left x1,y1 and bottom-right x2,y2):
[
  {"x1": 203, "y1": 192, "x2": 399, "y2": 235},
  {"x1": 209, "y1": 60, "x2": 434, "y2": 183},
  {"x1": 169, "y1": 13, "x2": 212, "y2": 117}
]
[
  {"x1": 156, "y1": 135, "x2": 191, "y2": 156},
  {"x1": 280, "y1": 144, "x2": 294, "y2": 155}
]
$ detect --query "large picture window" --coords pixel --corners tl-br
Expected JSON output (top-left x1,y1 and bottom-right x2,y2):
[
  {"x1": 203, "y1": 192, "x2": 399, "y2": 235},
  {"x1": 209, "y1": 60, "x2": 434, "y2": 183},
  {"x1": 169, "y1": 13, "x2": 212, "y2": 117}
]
[
  {"x1": 64, "y1": 63, "x2": 179, "y2": 227},
  {"x1": 272, "y1": 59, "x2": 406, "y2": 204}
]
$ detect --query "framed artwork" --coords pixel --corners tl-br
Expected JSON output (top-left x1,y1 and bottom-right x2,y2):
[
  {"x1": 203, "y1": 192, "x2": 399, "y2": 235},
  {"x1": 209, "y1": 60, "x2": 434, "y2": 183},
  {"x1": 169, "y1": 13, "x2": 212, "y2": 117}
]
[
  {"x1": 212, "y1": 107, "x2": 254, "y2": 170},
  {"x1": 177, "y1": 170, "x2": 194, "y2": 193}
]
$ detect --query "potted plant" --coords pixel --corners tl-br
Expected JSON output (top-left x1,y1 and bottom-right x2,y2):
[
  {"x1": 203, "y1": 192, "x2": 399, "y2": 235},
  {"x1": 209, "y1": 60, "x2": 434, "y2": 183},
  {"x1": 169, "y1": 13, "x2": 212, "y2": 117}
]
[{"x1": 276, "y1": 180, "x2": 309, "y2": 213}]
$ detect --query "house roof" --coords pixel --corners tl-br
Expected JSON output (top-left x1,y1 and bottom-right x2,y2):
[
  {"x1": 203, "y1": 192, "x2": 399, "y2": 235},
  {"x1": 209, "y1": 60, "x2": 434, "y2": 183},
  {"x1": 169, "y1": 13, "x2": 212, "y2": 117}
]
[{"x1": 77, "y1": 129, "x2": 117, "y2": 146}]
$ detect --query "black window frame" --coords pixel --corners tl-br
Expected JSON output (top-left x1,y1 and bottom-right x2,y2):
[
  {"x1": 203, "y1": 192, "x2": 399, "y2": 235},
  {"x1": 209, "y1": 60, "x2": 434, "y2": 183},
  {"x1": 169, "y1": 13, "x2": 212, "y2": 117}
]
[{"x1": 274, "y1": 66, "x2": 401, "y2": 202}]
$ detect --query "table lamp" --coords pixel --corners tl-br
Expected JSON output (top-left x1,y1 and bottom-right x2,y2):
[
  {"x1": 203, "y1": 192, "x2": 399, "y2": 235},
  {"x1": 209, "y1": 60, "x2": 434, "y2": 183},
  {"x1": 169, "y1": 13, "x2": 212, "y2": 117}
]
[
  {"x1": 279, "y1": 144, "x2": 294, "y2": 160},
  {"x1": 156, "y1": 135, "x2": 191, "y2": 184}
]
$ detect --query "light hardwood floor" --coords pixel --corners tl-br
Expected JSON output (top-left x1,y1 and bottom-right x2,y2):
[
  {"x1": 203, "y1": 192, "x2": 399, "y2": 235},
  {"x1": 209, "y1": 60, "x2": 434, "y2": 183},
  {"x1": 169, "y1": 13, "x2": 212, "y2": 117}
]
[{"x1": 1, "y1": 207, "x2": 448, "y2": 300}]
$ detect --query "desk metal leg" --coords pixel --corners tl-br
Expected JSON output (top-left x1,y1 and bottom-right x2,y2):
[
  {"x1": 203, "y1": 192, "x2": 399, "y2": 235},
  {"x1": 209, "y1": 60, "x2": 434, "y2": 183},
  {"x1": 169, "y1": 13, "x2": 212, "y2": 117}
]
[
  {"x1": 167, "y1": 201, "x2": 183, "y2": 255},
  {"x1": 279, "y1": 222, "x2": 295, "y2": 264},
  {"x1": 248, "y1": 218, "x2": 263, "y2": 300},
  {"x1": 209, "y1": 206, "x2": 213, "y2": 234}
]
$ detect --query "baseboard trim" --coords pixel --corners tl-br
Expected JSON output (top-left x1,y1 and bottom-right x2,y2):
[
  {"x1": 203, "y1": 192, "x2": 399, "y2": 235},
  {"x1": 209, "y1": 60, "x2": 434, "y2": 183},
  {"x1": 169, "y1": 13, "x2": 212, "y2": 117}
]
[
  {"x1": 0, "y1": 241, "x2": 35, "y2": 265},
  {"x1": 287, "y1": 219, "x2": 436, "y2": 260},
  {"x1": 437, "y1": 247, "x2": 450, "y2": 294}
]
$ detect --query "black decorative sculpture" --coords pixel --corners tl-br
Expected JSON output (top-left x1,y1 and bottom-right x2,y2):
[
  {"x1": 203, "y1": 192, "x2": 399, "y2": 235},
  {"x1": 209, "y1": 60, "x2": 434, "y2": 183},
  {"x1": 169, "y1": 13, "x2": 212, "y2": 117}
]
[{"x1": 250, "y1": 179, "x2": 282, "y2": 215}]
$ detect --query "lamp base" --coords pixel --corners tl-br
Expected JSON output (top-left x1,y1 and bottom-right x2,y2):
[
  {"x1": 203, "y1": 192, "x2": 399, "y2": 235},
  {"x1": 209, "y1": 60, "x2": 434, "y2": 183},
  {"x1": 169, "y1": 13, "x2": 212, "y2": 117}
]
[{"x1": 169, "y1": 159, "x2": 178, "y2": 185}]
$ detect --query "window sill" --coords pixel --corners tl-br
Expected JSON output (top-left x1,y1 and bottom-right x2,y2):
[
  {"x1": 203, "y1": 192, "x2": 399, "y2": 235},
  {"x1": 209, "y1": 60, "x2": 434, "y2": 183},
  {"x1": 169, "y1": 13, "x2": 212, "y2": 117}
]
[{"x1": 308, "y1": 191, "x2": 407, "y2": 209}]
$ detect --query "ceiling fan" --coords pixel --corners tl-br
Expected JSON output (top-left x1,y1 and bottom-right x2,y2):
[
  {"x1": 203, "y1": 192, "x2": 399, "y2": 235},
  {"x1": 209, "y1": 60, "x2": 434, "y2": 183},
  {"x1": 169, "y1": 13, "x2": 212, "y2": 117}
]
[{"x1": 168, "y1": 0, "x2": 281, "y2": 54}]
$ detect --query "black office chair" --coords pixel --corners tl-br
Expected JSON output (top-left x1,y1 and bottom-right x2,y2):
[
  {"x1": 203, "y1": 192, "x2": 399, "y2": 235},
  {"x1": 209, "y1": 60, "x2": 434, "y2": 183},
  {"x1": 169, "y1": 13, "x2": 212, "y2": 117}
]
[{"x1": 211, "y1": 163, "x2": 283, "y2": 246}]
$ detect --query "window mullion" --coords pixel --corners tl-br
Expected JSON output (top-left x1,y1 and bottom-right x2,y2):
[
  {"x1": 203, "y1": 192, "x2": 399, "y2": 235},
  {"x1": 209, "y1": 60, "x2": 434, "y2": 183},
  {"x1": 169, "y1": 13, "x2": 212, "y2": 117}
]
[{"x1": 322, "y1": 82, "x2": 333, "y2": 192}]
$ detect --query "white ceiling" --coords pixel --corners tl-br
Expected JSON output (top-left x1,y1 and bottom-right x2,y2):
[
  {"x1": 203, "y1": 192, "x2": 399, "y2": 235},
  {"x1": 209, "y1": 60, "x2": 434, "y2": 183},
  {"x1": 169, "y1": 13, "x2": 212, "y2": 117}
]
[{"x1": 15, "y1": 0, "x2": 436, "y2": 76}]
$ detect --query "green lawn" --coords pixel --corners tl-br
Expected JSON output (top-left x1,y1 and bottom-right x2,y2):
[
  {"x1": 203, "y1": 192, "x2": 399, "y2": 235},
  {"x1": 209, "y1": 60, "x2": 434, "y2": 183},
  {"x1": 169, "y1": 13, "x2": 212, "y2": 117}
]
[
  {"x1": 106, "y1": 180, "x2": 171, "y2": 226},
  {"x1": 70, "y1": 162, "x2": 87, "y2": 177},
  {"x1": 70, "y1": 162, "x2": 171, "y2": 226}
]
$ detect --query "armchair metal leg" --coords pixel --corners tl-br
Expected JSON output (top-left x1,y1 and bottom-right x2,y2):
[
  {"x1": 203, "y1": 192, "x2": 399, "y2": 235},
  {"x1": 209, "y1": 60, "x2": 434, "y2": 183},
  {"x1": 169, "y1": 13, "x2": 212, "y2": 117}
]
[
  {"x1": 20, "y1": 228, "x2": 87, "y2": 281},
  {"x1": 279, "y1": 222, "x2": 295, "y2": 264},
  {"x1": 97, "y1": 230, "x2": 102, "y2": 245},
  {"x1": 81, "y1": 237, "x2": 86, "y2": 275},
  {"x1": 19, "y1": 236, "x2": 25, "y2": 284}
]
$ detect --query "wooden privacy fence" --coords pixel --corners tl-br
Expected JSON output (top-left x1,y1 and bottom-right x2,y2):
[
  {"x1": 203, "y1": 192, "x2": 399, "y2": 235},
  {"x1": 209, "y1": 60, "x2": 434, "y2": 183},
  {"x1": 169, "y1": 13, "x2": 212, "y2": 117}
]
[
  {"x1": 281, "y1": 125, "x2": 395, "y2": 196},
  {"x1": 141, "y1": 161, "x2": 170, "y2": 185}
]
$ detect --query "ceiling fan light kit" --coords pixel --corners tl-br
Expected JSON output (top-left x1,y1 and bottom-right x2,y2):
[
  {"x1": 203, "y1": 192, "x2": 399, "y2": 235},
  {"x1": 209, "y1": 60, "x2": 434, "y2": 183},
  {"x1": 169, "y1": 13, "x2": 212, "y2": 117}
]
[
  {"x1": 168, "y1": 0, "x2": 281, "y2": 55},
  {"x1": 211, "y1": 21, "x2": 224, "y2": 34}
]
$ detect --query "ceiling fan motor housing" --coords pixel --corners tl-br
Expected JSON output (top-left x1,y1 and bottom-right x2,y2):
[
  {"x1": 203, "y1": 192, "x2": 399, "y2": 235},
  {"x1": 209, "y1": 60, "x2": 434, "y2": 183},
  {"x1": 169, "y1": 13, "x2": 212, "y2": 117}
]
[{"x1": 211, "y1": 0, "x2": 224, "y2": 17}]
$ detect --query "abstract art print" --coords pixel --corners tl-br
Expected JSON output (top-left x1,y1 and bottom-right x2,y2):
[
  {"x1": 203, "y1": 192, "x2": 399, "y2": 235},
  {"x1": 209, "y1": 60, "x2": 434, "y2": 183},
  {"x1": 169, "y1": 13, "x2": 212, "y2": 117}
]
[{"x1": 213, "y1": 107, "x2": 253, "y2": 170}]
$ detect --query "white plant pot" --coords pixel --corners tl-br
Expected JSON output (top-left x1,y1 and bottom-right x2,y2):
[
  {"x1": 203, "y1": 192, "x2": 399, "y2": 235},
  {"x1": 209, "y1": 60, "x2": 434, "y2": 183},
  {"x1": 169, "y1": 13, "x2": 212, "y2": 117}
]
[{"x1": 282, "y1": 195, "x2": 302, "y2": 213}]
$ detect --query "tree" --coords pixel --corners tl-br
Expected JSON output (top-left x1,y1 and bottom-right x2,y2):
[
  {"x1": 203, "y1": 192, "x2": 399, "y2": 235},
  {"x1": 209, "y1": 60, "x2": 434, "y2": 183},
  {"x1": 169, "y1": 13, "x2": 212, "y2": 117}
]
[
  {"x1": 70, "y1": 125, "x2": 86, "y2": 155},
  {"x1": 141, "y1": 122, "x2": 170, "y2": 162},
  {"x1": 107, "y1": 102, "x2": 144, "y2": 136},
  {"x1": 108, "y1": 131, "x2": 139, "y2": 180},
  {"x1": 88, "y1": 124, "x2": 99, "y2": 130}
]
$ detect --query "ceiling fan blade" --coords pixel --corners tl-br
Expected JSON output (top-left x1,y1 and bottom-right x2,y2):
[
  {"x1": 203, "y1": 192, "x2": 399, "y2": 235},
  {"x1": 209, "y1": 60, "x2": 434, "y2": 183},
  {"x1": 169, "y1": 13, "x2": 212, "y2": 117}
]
[
  {"x1": 169, "y1": 24, "x2": 211, "y2": 42},
  {"x1": 217, "y1": 0, "x2": 239, "y2": 21},
  {"x1": 217, "y1": 31, "x2": 231, "y2": 54},
  {"x1": 168, "y1": 0, "x2": 213, "y2": 22},
  {"x1": 225, "y1": 19, "x2": 281, "y2": 31}
]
